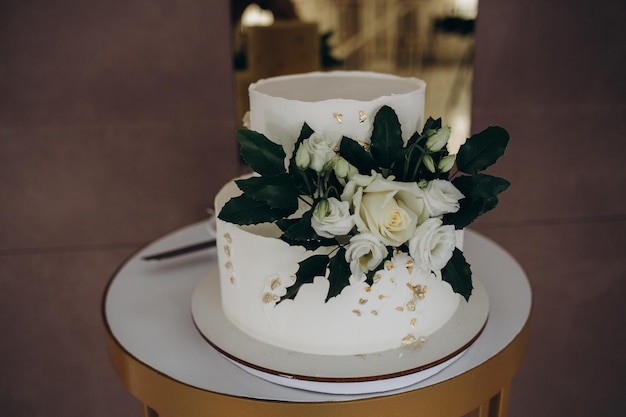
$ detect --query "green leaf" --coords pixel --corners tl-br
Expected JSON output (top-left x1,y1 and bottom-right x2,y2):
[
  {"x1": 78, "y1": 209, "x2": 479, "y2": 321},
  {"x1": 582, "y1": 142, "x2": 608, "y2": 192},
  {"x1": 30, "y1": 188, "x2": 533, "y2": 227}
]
[
  {"x1": 404, "y1": 130, "x2": 423, "y2": 149},
  {"x1": 217, "y1": 194, "x2": 294, "y2": 225},
  {"x1": 280, "y1": 255, "x2": 329, "y2": 302},
  {"x1": 339, "y1": 136, "x2": 378, "y2": 174},
  {"x1": 287, "y1": 123, "x2": 318, "y2": 196},
  {"x1": 456, "y1": 126, "x2": 509, "y2": 174},
  {"x1": 297, "y1": 122, "x2": 315, "y2": 142},
  {"x1": 326, "y1": 248, "x2": 351, "y2": 301},
  {"x1": 443, "y1": 174, "x2": 510, "y2": 228},
  {"x1": 441, "y1": 248, "x2": 473, "y2": 301},
  {"x1": 370, "y1": 105, "x2": 404, "y2": 169},
  {"x1": 237, "y1": 128, "x2": 286, "y2": 176},
  {"x1": 453, "y1": 174, "x2": 511, "y2": 201},
  {"x1": 235, "y1": 174, "x2": 299, "y2": 209},
  {"x1": 421, "y1": 116, "x2": 442, "y2": 134}
]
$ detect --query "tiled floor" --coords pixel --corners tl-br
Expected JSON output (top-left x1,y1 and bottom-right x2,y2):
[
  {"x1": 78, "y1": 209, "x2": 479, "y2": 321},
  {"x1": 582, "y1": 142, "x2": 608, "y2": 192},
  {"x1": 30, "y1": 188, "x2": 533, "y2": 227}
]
[{"x1": 1, "y1": 1, "x2": 625, "y2": 416}]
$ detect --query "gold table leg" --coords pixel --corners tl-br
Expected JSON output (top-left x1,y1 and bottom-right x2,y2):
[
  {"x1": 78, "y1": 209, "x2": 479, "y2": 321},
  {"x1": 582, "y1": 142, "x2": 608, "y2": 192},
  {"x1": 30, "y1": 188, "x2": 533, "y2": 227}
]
[{"x1": 467, "y1": 382, "x2": 511, "y2": 417}]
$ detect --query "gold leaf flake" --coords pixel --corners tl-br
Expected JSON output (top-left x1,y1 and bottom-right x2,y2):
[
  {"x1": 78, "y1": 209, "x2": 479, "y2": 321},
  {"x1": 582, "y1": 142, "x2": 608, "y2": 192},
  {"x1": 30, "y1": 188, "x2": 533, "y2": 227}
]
[
  {"x1": 230, "y1": 276, "x2": 236, "y2": 285},
  {"x1": 405, "y1": 258, "x2": 414, "y2": 274},
  {"x1": 378, "y1": 294, "x2": 387, "y2": 300},
  {"x1": 352, "y1": 309, "x2": 361, "y2": 316},
  {"x1": 225, "y1": 261, "x2": 233, "y2": 270},
  {"x1": 358, "y1": 110, "x2": 367, "y2": 123},
  {"x1": 385, "y1": 260, "x2": 394, "y2": 271},
  {"x1": 262, "y1": 292, "x2": 279, "y2": 304},
  {"x1": 396, "y1": 306, "x2": 404, "y2": 312},
  {"x1": 365, "y1": 286, "x2": 371, "y2": 292},
  {"x1": 401, "y1": 335, "x2": 417, "y2": 346},
  {"x1": 407, "y1": 300, "x2": 416, "y2": 311},
  {"x1": 406, "y1": 283, "x2": 428, "y2": 299},
  {"x1": 373, "y1": 273, "x2": 382, "y2": 283},
  {"x1": 270, "y1": 277, "x2": 282, "y2": 290},
  {"x1": 359, "y1": 298, "x2": 368, "y2": 305},
  {"x1": 410, "y1": 318, "x2": 417, "y2": 328},
  {"x1": 224, "y1": 233, "x2": 232, "y2": 243},
  {"x1": 333, "y1": 112, "x2": 343, "y2": 124},
  {"x1": 224, "y1": 245, "x2": 231, "y2": 257},
  {"x1": 371, "y1": 310, "x2": 378, "y2": 315}
]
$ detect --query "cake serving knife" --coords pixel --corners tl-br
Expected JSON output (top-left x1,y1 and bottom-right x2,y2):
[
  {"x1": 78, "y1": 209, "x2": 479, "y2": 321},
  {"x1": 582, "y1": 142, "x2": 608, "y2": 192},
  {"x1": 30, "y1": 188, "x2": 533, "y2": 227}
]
[{"x1": 142, "y1": 239, "x2": 216, "y2": 261}]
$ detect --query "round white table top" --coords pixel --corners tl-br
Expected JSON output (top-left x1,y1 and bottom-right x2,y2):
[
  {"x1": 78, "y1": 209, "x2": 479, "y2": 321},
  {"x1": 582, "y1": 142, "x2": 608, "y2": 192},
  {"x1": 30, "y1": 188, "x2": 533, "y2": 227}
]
[{"x1": 103, "y1": 221, "x2": 531, "y2": 403}]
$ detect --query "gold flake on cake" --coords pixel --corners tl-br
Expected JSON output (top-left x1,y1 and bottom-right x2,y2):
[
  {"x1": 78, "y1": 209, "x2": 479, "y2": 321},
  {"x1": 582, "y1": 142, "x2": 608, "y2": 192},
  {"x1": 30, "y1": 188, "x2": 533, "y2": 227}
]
[
  {"x1": 373, "y1": 273, "x2": 382, "y2": 284},
  {"x1": 407, "y1": 300, "x2": 416, "y2": 311},
  {"x1": 396, "y1": 306, "x2": 404, "y2": 312},
  {"x1": 407, "y1": 283, "x2": 428, "y2": 299},
  {"x1": 270, "y1": 277, "x2": 282, "y2": 290},
  {"x1": 224, "y1": 261, "x2": 233, "y2": 270},
  {"x1": 262, "y1": 292, "x2": 279, "y2": 304},
  {"x1": 405, "y1": 258, "x2": 414, "y2": 274},
  {"x1": 290, "y1": 275, "x2": 297, "y2": 283},
  {"x1": 223, "y1": 245, "x2": 231, "y2": 257},
  {"x1": 358, "y1": 110, "x2": 367, "y2": 123},
  {"x1": 224, "y1": 233, "x2": 232, "y2": 243},
  {"x1": 385, "y1": 260, "x2": 394, "y2": 271},
  {"x1": 359, "y1": 298, "x2": 368, "y2": 305},
  {"x1": 410, "y1": 318, "x2": 417, "y2": 328},
  {"x1": 378, "y1": 294, "x2": 387, "y2": 300},
  {"x1": 401, "y1": 335, "x2": 417, "y2": 346},
  {"x1": 333, "y1": 112, "x2": 343, "y2": 123},
  {"x1": 352, "y1": 309, "x2": 361, "y2": 316},
  {"x1": 365, "y1": 286, "x2": 371, "y2": 292},
  {"x1": 401, "y1": 335, "x2": 426, "y2": 346},
  {"x1": 229, "y1": 276, "x2": 236, "y2": 285},
  {"x1": 371, "y1": 310, "x2": 379, "y2": 315}
]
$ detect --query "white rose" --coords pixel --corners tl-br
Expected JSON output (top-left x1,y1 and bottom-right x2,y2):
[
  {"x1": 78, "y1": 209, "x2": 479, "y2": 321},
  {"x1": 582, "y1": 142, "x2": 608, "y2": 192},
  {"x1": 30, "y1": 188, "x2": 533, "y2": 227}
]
[
  {"x1": 423, "y1": 179, "x2": 464, "y2": 217},
  {"x1": 311, "y1": 197, "x2": 354, "y2": 238},
  {"x1": 408, "y1": 218, "x2": 456, "y2": 272},
  {"x1": 341, "y1": 172, "x2": 429, "y2": 247},
  {"x1": 300, "y1": 132, "x2": 339, "y2": 173},
  {"x1": 345, "y1": 233, "x2": 389, "y2": 277}
]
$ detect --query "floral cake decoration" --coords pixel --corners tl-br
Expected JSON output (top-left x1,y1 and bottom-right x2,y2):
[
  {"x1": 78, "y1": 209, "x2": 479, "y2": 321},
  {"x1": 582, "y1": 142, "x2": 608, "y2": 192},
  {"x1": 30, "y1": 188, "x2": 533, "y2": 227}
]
[{"x1": 218, "y1": 106, "x2": 510, "y2": 303}]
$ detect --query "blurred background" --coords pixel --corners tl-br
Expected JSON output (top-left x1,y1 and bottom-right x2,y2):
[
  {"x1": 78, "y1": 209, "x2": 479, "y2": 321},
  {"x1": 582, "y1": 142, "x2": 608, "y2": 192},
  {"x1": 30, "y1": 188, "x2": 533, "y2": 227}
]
[{"x1": 1, "y1": 0, "x2": 624, "y2": 416}]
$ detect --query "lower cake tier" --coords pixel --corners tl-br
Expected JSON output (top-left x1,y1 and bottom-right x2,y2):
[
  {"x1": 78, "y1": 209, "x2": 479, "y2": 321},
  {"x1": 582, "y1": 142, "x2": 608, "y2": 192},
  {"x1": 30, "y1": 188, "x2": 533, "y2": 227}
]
[{"x1": 214, "y1": 180, "x2": 462, "y2": 356}]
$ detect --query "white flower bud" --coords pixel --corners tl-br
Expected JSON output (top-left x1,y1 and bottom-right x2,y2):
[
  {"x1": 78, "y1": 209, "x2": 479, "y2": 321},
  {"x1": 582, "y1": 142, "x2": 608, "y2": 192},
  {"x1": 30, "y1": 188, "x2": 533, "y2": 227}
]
[
  {"x1": 423, "y1": 154, "x2": 436, "y2": 173},
  {"x1": 315, "y1": 198, "x2": 329, "y2": 221},
  {"x1": 438, "y1": 154, "x2": 456, "y2": 173},
  {"x1": 295, "y1": 145, "x2": 310, "y2": 170},
  {"x1": 425, "y1": 126, "x2": 451, "y2": 152}
]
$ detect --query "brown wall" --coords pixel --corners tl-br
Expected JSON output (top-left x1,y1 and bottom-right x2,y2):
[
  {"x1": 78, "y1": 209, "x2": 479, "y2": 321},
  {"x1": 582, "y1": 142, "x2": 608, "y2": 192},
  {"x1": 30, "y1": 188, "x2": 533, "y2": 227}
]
[
  {"x1": 471, "y1": 1, "x2": 625, "y2": 416},
  {"x1": 1, "y1": 1, "x2": 238, "y2": 416},
  {"x1": 0, "y1": 0, "x2": 624, "y2": 416}
]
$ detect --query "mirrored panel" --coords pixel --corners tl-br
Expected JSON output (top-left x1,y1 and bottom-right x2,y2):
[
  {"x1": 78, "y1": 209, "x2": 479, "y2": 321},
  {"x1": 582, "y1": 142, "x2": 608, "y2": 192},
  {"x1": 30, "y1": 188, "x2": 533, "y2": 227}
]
[{"x1": 231, "y1": 0, "x2": 477, "y2": 144}]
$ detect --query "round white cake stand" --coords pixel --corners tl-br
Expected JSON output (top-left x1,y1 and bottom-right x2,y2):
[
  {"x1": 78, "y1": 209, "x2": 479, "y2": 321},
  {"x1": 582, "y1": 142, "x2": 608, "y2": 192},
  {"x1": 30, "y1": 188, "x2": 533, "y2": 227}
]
[{"x1": 103, "y1": 221, "x2": 531, "y2": 415}]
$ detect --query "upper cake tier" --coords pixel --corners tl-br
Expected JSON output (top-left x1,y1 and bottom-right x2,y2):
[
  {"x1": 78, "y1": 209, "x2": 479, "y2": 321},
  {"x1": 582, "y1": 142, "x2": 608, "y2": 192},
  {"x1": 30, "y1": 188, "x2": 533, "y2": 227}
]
[{"x1": 248, "y1": 71, "x2": 426, "y2": 159}]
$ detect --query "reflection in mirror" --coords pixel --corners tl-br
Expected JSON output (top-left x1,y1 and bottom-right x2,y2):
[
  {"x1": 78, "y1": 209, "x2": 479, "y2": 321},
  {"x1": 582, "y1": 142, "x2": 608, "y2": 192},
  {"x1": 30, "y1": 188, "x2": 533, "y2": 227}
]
[{"x1": 231, "y1": 0, "x2": 477, "y2": 146}]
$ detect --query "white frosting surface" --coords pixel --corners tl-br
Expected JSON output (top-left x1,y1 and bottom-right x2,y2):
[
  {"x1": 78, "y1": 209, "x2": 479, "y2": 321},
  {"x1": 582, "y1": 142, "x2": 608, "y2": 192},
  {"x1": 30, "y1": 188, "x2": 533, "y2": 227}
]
[
  {"x1": 216, "y1": 71, "x2": 461, "y2": 356},
  {"x1": 249, "y1": 71, "x2": 426, "y2": 161}
]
